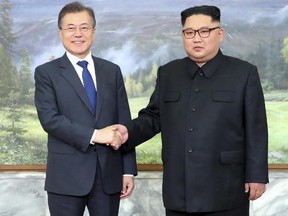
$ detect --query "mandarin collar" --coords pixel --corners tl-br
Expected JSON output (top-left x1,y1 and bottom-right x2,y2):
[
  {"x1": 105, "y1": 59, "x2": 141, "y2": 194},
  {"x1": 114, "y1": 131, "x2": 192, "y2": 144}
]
[
  {"x1": 185, "y1": 58, "x2": 200, "y2": 79},
  {"x1": 201, "y1": 50, "x2": 223, "y2": 78},
  {"x1": 186, "y1": 50, "x2": 223, "y2": 79}
]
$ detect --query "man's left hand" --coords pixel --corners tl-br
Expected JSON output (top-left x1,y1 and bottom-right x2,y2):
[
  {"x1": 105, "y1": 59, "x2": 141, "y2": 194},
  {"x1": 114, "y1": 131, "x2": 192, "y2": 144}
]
[
  {"x1": 120, "y1": 176, "x2": 134, "y2": 199},
  {"x1": 245, "y1": 182, "x2": 266, "y2": 200}
]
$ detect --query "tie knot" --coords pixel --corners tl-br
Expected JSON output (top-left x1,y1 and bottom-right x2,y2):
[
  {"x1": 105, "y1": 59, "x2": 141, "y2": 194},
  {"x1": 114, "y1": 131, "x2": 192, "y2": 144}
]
[{"x1": 77, "y1": 60, "x2": 88, "y2": 69}]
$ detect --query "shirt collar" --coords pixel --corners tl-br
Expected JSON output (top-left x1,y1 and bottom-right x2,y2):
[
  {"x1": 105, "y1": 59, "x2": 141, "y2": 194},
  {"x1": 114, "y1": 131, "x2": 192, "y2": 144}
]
[{"x1": 66, "y1": 51, "x2": 94, "y2": 67}]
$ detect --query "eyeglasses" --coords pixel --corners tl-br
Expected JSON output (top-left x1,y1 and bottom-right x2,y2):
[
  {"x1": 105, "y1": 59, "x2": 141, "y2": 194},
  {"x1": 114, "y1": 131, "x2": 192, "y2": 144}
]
[
  {"x1": 182, "y1": 27, "x2": 220, "y2": 39},
  {"x1": 60, "y1": 24, "x2": 94, "y2": 34}
]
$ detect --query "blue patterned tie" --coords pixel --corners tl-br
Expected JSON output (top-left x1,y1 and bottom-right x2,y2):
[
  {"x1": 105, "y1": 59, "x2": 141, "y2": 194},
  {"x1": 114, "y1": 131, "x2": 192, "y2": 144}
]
[{"x1": 77, "y1": 60, "x2": 97, "y2": 113}]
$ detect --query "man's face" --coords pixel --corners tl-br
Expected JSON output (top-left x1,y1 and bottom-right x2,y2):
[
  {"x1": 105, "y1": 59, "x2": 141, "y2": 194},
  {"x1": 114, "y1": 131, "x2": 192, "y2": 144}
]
[
  {"x1": 59, "y1": 11, "x2": 95, "y2": 59},
  {"x1": 182, "y1": 14, "x2": 224, "y2": 64}
]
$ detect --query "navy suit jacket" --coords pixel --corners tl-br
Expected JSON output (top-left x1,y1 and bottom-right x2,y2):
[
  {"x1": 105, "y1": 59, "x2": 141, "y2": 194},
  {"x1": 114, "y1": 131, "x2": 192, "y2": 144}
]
[
  {"x1": 34, "y1": 53, "x2": 137, "y2": 196},
  {"x1": 125, "y1": 50, "x2": 268, "y2": 212}
]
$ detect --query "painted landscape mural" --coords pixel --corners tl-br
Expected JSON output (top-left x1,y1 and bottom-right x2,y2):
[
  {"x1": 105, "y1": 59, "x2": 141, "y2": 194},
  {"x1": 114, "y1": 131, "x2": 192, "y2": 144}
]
[{"x1": 0, "y1": 0, "x2": 288, "y2": 165}]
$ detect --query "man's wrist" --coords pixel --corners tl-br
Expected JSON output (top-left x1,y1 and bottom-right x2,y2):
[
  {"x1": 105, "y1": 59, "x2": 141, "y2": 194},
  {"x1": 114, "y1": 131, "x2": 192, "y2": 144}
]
[
  {"x1": 123, "y1": 174, "x2": 134, "y2": 177},
  {"x1": 90, "y1": 129, "x2": 97, "y2": 145}
]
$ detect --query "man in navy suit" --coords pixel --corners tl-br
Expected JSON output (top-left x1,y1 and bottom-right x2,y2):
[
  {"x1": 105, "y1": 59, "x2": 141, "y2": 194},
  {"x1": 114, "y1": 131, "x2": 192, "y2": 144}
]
[
  {"x1": 115, "y1": 5, "x2": 268, "y2": 216},
  {"x1": 34, "y1": 2, "x2": 137, "y2": 216}
]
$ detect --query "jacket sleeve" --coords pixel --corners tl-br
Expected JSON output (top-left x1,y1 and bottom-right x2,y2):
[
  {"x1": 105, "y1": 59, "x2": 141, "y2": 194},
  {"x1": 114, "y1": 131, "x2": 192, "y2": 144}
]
[
  {"x1": 115, "y1": 67, "x2": 138, "y2": 176},
  {"x1": 244, "y1": 65, "x2": 269, "y2": 183},
  {"x1": 34, "y1": 65, "x2": 94, "y2": 152},
  {"x1": 124, "y1": 67, "x2": 161, "y2": 149}
]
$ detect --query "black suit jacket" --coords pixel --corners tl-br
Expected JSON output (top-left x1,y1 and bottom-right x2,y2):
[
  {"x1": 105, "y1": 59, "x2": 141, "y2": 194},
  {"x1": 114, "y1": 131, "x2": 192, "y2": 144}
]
[
  {"x1": 34, "y1": 53, "x2": 137, "y2": 196},
  {"x1": 125, "y1": 51, "x2": 268, "y2": 212}
]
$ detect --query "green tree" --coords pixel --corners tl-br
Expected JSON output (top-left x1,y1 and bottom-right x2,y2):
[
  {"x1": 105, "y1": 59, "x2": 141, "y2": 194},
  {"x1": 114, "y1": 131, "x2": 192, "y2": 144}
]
[
  {"x1": 0, "y1": 0, "x2": 16, "y2": 55},
  {"x1": 5, "y1": 92, "x2": 27, "y2": 139},
  {"x1": 0, "y1": 92, "x2": 29, "y2": 165},
  {"x1": 281, "y1": 37, "x2": 288, "y2": 64},
  {"x1": 145, "y1": 63, "x2": 158, "y2": 85},
  {"x1": 125, "y1": 74, "x2": 136, "y2": 98},
  {"x1": 19, "y1": 48, "x2": 34, "y2": 104},
  {"x1": 266, "y1": 38, "x2": 287, "y2": 90},
  {"x1": 0, "y1": 44, "x2": 19, "y2": 102},
  {"x1": 143, "y1": 63, "x2": 157, "y2": 95},
  {"x1": 245, "y1": 37, "x2": 288, "y2": 90},
  {"x1": 0, "y1": 0, "x2": 19, "y2": 104},
  {"x1": 135, "y1": 82, "x2": 144, "y2": 96},
  {"x1": 281, "y1": 37, "x2": 288, "y2": 89}
]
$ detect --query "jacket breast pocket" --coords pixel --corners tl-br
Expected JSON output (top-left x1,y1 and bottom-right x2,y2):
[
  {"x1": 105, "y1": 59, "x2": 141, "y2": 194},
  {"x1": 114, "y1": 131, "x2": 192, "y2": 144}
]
[
  {"x1": 220, "y1": 150, "x2": 244, "y2": 164},
  {"x1": 163, "y1": 91, "x2": 180, "y2": 103},
  {"x1": 212, "y1": 91, "x2": 236, "y2": 103}
]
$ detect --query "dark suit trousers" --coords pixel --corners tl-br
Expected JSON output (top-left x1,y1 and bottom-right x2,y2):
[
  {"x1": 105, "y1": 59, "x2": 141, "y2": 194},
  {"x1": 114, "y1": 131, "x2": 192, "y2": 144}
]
[
  {"x1": 166, "y1": 201, "x2": 249, "y2": 216},
  {"x1": 47, "y1": 162, "x2": 121, "y2": 216}
]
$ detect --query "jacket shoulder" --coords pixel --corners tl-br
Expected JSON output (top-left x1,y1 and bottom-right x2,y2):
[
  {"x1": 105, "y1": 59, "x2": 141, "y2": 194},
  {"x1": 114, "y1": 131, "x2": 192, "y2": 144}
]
[
  {"x1": 35, "y1": 57, "x2": 62, "y2": 70},
  {"x1": 159, "y1": 58, "x2": 189, "y2": 74},
  {"x1": 162, "y1": 58, "x2": 187, "y2": 67},
  {"x1": 92, "y1": 56, "x2": 119, "y2": 69},
  {"x1": 222, "y1": 54, "x2": 256, "y2": 69}
]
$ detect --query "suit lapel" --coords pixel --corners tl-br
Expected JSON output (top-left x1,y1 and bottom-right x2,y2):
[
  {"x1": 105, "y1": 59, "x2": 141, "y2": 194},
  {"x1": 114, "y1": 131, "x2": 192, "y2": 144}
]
[
  {"x1": 93, "y1": 56, "x2": 106, "y2": 122},
  {"x1": 59, "y1": 54, "x2": 95, "y2": 115}
]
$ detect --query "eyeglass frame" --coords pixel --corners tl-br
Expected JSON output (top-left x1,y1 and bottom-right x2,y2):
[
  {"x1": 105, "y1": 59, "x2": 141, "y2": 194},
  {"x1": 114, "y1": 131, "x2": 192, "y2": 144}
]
[
  {"x1": 60, "y1": 24, "x2": 95, "y2": 34},
  {"x1": 182, "y1": 26, "x2": 221, "y2": 39}
]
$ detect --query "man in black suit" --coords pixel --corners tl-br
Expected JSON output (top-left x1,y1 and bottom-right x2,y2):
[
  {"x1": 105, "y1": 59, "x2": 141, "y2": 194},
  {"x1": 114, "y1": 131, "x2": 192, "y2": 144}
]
[
  {"x1": 34, "y1": 2, "x2": 137, "y2": 216},
  {"x1": 114, "y1": 5, "x2": 268, "y2": 216}
]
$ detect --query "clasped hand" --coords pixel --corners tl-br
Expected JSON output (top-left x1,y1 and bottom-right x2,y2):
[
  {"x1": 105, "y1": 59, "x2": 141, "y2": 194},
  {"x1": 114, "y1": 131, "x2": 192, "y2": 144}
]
[{"x1": 93, "y1": 124, "x2": 128, "y2": 150}]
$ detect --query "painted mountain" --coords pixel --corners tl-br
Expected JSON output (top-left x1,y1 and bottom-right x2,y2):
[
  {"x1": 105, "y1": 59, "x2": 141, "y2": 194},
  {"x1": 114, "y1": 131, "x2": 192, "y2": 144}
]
[{"x1": 9, "y1": 0, "x2": 288, "y2": 75}]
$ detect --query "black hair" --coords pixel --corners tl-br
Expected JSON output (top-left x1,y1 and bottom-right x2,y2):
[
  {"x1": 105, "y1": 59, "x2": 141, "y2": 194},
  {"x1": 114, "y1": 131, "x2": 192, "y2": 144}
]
[
  {"x1": 58, "y1": 2, "x2": 96, "y2": 29},
  {"x1": 181, "y1": 5, "x2": 221, "y2": 26}
]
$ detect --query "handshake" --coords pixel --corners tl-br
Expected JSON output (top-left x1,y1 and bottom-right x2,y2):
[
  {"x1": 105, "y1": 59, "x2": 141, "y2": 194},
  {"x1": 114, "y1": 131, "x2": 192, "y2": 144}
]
[{"x1": 93, "y1": 124, "x2": 128, "y2": 150}]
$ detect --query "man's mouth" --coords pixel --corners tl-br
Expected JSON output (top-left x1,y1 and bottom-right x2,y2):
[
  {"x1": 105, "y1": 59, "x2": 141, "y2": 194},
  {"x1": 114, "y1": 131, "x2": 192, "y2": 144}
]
[{"x1": 73, "y1": 41, "x2": 84, "y2": 44}]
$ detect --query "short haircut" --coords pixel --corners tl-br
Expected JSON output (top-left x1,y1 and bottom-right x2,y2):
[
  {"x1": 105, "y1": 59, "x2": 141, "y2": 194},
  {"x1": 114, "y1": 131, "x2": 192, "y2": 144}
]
[
  {"x1": 58, "y1": 1, "x2": 96, "y2": 29},
  {"x1": 181, "y1": 5, "x2": 221, "y2": 26}
]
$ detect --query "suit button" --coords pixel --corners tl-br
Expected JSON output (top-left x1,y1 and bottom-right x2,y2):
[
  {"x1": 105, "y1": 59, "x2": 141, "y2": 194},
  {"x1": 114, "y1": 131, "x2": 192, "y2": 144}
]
[
  {"x1": 195, "y1": 88, "x2": 199, "y2": 93},
  {"x1": 191, "y1": 107, "x2": 196, "y2": 112},
  {"x1": 188, "y1": 127, "x2": 194, "y2": 132},
  {"x1": 188, "y1": 149, "x2": 193, "y2": 153}
]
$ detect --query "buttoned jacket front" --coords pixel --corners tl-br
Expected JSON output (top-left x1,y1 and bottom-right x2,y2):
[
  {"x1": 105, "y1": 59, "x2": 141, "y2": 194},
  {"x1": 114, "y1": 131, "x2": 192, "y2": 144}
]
[
  {"x1": 34, "y1": 53, "x2": 137, "y2": 196},
  {"x1": 125, "y1": 50, "x2": 268, "y2": 212}
]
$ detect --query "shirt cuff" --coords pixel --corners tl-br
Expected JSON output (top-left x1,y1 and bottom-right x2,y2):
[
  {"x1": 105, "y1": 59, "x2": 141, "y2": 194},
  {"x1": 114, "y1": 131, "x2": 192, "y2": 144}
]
[
  {"x1": 123, "y1": 174, "x2": 134, "y2": 177},
  {"x1": 90, "y1": 129, "x2": 97, "y2": 145}
]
